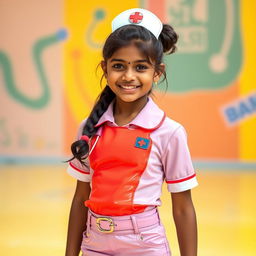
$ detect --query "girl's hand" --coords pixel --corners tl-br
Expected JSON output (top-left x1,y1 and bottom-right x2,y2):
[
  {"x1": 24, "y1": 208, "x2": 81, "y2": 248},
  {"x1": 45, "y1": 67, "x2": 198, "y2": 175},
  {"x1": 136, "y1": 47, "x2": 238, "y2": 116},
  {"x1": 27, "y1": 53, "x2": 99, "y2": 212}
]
[
  {"x1": 171, "y1": 190, "x2": 197, "y2": 256},
  {"x1": 65, "y1": 181, "x2": 91, "y2": 256}
]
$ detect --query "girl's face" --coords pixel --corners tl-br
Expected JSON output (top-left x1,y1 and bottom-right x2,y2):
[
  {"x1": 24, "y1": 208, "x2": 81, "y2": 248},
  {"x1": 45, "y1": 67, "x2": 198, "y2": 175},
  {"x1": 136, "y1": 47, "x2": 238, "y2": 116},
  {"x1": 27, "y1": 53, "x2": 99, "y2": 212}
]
[{"x1": 102, "y1": 44, "x2": 163, "y2": 104}]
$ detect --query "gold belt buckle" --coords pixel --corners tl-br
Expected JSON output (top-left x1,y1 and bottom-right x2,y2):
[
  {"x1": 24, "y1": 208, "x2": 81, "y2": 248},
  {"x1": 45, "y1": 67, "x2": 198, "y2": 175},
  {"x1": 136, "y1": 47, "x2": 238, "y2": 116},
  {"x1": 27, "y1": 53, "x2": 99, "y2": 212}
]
[{"x1": 96, "y1": 217, "x2": 115, "y2": 233}]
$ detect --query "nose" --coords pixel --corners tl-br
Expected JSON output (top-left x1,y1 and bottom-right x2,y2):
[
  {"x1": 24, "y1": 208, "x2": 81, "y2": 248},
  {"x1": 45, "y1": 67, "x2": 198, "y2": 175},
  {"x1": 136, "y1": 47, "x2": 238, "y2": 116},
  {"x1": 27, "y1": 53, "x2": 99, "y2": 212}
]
[{"x1": 122, "y1": 68, "x2": 135, "y2": 81}]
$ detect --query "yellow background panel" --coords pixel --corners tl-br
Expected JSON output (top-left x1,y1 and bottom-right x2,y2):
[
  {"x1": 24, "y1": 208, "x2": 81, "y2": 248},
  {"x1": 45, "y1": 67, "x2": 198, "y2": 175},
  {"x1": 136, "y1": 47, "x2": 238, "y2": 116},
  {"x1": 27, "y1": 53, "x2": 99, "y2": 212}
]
[{"x1": 239, "y1": 0, "x2": 256, "y2": 160}]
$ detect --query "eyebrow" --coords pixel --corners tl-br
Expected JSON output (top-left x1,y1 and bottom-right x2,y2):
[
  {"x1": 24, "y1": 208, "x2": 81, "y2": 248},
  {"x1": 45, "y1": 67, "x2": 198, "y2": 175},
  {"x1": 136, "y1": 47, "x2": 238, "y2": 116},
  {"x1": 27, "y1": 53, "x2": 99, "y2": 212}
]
[{"x1": 110, "y1": 58, "x2": 149, "y2": 63}]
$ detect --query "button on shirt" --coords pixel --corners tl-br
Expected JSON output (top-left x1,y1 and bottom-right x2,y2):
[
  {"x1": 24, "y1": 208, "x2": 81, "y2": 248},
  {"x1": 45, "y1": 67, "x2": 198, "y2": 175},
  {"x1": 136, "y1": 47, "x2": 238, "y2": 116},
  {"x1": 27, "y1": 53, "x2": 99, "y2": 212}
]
[{"x1": 67, "y1": 97, "x2": 198, "y2": 207}]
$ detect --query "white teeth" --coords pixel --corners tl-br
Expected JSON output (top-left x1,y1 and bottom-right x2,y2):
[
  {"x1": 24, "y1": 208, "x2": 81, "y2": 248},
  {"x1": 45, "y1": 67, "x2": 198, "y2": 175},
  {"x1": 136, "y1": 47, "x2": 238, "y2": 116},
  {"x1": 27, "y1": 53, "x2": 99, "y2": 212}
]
[{"x1": 120, "y1": 85, "x2": 139, "y2": 89}]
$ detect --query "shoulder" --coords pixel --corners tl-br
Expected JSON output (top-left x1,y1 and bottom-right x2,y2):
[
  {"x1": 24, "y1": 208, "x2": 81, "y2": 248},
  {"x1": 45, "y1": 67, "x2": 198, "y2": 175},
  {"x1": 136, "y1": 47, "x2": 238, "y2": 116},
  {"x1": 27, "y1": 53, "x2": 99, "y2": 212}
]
[
  {"x1": 150, "y1": 115, "x2": 189, "y2": 155},
  {"x1": 163, "y1": 116, "x2": 183, "y2": 131},
  {"x1": 154, "y1": 115, "x2": 185, "y2": 138}
]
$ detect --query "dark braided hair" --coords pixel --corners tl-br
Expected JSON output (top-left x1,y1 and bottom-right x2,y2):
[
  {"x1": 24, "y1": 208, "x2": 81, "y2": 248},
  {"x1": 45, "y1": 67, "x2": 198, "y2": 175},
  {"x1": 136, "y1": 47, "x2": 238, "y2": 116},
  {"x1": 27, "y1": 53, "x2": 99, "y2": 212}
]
[
  {"x1": 70, "y1": 86, "x2": 115, "y2": 163},
  {"x1": 70, "y1": 23, "x2": 178, "y2": 164}
]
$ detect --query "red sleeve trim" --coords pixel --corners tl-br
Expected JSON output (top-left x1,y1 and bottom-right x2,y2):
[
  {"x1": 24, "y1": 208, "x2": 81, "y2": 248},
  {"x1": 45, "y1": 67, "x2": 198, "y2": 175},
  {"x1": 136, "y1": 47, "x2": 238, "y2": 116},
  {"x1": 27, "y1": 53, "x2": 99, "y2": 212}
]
[
  {"x1": 69, "y1": 162, "x2": 90, "y2": 174},
  {"x1": 166, "y1": 173, "x2": 196, "y2": 184}
]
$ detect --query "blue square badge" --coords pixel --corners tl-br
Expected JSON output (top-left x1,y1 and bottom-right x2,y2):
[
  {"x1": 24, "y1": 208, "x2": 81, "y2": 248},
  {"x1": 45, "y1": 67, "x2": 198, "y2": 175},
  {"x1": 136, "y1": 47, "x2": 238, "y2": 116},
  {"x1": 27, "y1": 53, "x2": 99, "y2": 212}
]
[{"x1": 135, "y1": 137, "x2": 150, "y2": 150}]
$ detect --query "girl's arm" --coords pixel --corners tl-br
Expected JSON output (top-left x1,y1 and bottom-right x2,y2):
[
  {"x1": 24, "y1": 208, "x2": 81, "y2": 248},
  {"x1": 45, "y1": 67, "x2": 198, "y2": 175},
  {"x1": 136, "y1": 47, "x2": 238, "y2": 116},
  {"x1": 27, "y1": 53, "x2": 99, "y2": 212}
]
[
  {"x1": 171, "y1": 190, "x2": 197, "y2": 256},
  {"x1": 65, "y1": 180, "x2": 91, "y2": 256}
]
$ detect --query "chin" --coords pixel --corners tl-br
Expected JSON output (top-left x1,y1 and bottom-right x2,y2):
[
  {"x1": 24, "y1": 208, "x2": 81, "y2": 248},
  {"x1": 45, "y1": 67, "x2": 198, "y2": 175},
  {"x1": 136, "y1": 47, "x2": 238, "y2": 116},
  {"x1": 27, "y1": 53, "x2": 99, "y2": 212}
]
[
  {"x1": 119, "y1": 97, "x2": 138, "y2": 103},
  {"x1": 119, "y1": 95, "x2": 148, "y2": 104}
]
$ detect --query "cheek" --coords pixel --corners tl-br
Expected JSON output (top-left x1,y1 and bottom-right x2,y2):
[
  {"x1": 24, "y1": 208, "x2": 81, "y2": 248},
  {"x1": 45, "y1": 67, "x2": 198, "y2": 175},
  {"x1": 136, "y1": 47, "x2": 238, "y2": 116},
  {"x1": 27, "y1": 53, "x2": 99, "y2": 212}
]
[
  {"x1": 106, "y1": 76, "x2": 115, "y2": 84},
  {"x1": 106, "y1": 77, "x2": 118, "y2": 88},
  {"x1": 142, "y1": 74, "x2": 154, "y2": 83},
  {"x1": 106, "y1": 72, "x2": 120, "y2": 82}
]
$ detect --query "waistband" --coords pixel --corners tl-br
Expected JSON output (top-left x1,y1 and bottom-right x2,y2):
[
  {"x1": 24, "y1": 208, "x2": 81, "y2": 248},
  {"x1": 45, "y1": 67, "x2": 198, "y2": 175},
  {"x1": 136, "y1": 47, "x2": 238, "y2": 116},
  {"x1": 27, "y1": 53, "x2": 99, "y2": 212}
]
[{"x1": 87, "y1": 208, "x2": 160, "y2": 234}]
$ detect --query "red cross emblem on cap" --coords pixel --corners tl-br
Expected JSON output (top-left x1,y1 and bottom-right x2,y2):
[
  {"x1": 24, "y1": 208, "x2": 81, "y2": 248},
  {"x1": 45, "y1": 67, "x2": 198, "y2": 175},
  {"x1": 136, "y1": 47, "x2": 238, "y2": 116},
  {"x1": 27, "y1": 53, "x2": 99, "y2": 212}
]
[{"x1": 129, "y1": 12, "x2": 143, "y2": 24}]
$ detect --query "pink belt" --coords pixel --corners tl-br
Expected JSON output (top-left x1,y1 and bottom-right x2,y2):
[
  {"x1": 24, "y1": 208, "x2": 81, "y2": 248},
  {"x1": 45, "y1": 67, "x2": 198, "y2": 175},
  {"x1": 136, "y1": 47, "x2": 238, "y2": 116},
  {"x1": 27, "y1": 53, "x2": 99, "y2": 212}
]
[{"x1": 87, "y1": 208, "x2": 160, "y2": 234}]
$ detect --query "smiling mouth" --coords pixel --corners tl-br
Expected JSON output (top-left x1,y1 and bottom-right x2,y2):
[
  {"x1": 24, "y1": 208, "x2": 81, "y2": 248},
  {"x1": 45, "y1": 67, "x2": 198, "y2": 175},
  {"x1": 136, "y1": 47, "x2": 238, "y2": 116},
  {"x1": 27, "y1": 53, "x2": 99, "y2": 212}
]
[{"x1": 118, "y1": 84, "x2": 141, "y2": 89}]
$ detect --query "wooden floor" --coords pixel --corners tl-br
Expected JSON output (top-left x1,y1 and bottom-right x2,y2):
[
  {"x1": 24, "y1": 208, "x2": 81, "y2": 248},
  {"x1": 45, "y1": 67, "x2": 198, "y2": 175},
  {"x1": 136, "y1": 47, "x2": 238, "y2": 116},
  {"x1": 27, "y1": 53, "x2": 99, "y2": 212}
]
[{"x1": 0, "y1": 164, "x2": 255, "y2": 256}]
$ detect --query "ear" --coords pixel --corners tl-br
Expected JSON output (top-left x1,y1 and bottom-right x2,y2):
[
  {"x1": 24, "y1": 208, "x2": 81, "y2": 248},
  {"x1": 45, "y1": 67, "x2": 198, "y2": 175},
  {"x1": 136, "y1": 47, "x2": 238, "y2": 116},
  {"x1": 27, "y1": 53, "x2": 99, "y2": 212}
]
[
  {"x1": 101, "y1": 60, "x2": 107, "y2": 78},
  {"x1": 153, "y1": 63, "x2": 165, "y2": 83}
]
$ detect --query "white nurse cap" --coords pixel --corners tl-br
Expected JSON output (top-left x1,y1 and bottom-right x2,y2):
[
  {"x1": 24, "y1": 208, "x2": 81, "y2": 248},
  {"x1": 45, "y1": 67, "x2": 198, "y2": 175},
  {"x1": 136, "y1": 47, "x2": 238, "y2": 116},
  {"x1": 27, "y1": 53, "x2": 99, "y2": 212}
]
[{"x1": 111, "y1": 8, "x2": 163, "y2": 39}]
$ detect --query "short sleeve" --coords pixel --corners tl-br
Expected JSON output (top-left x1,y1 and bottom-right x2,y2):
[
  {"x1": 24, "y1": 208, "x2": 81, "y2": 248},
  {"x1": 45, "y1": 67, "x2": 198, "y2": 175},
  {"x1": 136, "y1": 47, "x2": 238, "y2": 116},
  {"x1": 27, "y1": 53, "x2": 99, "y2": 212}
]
[
  {"x1": 67, "y1": 119, "x2": 91, "y2": 182},
  {"x1": 162, "y1": 126, "x2": 198, "y2": 193}
]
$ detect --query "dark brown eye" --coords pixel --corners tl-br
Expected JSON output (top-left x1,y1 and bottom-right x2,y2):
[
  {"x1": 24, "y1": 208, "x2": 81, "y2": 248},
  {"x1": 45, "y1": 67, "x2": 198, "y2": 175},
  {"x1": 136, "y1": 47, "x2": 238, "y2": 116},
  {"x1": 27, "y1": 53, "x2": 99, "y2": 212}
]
[
  {"x1": 112, "y1": 63, "x2": 124, "y2": 69},
  {"x1": 136, "y1": 64, "x2": 148, "y2": 71}
]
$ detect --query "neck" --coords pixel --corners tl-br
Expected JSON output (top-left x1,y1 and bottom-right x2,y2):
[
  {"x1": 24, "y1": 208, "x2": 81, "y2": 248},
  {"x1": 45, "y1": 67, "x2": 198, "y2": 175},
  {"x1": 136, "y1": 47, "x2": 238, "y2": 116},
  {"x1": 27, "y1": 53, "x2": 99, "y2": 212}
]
[{"x1": 113, "y1": 96, "x2": 148, "y2": 126}]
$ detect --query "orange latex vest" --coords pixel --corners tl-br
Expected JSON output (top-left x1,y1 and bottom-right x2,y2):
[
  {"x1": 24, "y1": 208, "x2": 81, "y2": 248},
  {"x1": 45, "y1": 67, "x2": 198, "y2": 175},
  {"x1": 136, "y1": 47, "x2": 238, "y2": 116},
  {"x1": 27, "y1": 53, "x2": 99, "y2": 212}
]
[{"x1": 85, "y1": 116, "x2": 165, "y2": 216}]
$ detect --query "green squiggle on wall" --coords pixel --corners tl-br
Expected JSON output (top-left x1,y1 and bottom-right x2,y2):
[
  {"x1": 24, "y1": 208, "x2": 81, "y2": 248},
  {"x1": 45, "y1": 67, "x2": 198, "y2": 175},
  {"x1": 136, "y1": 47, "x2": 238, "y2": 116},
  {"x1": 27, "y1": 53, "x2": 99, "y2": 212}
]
[
  {"x1": 0, "y1": 29, "x2": 67, "y2": 109},
  {"x1": 86, "y1": 9, "x2": 106, "y2": 49}
]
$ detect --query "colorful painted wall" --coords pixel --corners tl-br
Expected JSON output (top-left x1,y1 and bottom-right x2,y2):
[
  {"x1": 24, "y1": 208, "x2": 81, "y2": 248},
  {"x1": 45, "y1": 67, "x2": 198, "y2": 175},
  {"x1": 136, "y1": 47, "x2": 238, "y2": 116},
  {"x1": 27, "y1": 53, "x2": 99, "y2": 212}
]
[{"x1": 0, "y1": 0, "x2": 255, "y2": 162}]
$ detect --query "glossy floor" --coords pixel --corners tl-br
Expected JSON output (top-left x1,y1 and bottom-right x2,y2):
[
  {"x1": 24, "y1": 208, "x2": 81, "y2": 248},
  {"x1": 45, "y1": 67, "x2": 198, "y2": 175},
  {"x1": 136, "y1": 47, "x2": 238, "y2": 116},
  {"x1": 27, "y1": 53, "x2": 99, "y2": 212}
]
[{"x1": 0, "y1": 165, "x2": 255, "y2": 256}]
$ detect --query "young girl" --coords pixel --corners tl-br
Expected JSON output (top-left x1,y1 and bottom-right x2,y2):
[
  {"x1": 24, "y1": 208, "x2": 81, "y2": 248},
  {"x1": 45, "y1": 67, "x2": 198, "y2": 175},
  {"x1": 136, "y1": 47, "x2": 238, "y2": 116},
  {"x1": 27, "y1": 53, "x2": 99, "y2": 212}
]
[{"x1": 65, "y1": 8, "x2": 198, "y2": 256}]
